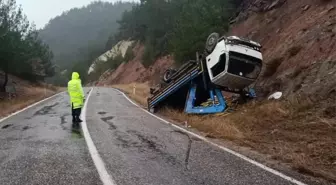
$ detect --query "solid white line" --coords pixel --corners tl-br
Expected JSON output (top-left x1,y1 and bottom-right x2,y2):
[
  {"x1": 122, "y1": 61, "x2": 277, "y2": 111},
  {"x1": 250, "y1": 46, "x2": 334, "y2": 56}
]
[
  {"x1": 114, "y1": 88, "x2": 307, "y2": 185},
  {"x1": 81, "y1": 88, "x2": 116, "y2": 185},
  {"x1": 0, "y1": 92, "x2": 64, "y2": 123}
]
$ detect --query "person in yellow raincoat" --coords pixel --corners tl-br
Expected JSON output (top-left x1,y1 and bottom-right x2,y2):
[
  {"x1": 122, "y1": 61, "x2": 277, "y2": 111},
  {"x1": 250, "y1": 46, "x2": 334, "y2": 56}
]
[{"x1": 67, "y1": 72, "x2": 85, "y2": 124}]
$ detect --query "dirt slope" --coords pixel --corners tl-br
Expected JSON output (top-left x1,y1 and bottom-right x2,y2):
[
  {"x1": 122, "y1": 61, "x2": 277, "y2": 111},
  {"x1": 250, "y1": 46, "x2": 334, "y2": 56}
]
[
  {"x1": 230, "y1": 0, "x2": 336, "y2": 99},
  {"x1": 97, "y1": 42, "x2": 174, "y2": 86},
  {"x1": 226, "y1": 0, "x2": 336, "y2": 182}
]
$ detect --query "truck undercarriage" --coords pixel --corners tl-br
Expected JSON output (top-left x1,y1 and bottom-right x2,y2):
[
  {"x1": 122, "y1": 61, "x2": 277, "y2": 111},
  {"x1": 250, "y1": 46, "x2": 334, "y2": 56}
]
[{"x1": 148, "y1": 33, "x2": 262, "y2": 114}]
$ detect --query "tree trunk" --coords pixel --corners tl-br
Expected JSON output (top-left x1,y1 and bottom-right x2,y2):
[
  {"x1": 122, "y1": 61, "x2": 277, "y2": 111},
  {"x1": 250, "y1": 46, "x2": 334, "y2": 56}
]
[{"x1": 1, "y1": 63, "x2": 8, "y2": 92}]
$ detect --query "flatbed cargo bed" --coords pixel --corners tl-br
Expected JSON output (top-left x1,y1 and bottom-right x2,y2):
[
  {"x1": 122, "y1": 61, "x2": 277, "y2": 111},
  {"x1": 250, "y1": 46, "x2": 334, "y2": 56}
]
[{"x1": 147, "y1": 59, "x2": 206, "y2": 112}]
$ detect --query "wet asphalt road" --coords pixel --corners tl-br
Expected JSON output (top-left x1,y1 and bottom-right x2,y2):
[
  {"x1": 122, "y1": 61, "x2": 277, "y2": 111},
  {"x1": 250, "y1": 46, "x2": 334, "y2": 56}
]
[
  {"x1": 0, "y1": 90, "x2": 101, "y2": 185},
  {"x1": 86, "y1": 87, "x2": 297, "y2": 185},
  {"x1": 0, "y1": 87, "x2": 301, "y2": 185}
]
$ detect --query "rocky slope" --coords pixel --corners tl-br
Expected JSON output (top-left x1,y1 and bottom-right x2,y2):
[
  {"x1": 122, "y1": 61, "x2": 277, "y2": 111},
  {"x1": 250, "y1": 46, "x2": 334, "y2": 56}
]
[
  {"x1": 230, "y1": 0, "x2": 336, "y2": 100},
  {"x1": 88, "y1": 40, "x2": 135, "y2": 75},
  {"x1": 96, "y1": 42, "x2": 174, "y2": 86}
]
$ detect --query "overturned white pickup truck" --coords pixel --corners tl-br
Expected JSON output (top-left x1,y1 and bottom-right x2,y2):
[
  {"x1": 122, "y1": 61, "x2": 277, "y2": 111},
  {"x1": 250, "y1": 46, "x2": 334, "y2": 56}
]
[
  {"x1": 205, "y1": 33, "x2": 263, "y2": 90},
  {"x1": 148, "y1": 33, "x2": 263, "y2": 114}
]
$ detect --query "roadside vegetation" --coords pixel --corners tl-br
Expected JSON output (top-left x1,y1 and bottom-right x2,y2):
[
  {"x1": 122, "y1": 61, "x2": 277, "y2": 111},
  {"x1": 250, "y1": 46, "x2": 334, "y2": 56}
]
[
  {"x1": 0, "y1": 83, "x2": 61, "y2": 118},
  {"x1": 113, "y1": 83, "x2": 336, "y2": 183},
  {"x1": 113, "y1": 83, "x2": 149, "y2": 106},
  {"x1": 0, "y1": 0, "x2": 61, "y2": 118},
  {"x1": 113, "y1": 0, "x2": 241, "y2": 66},
  {"x1": 0, "y1": 0, "x2": 54, "y2": 92}
]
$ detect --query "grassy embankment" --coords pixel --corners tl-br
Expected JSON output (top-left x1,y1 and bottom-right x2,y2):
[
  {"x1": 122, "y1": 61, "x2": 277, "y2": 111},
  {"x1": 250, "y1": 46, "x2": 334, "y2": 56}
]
[{"x1": 0, "y1": 85, "x2": 62, "y2": 118}]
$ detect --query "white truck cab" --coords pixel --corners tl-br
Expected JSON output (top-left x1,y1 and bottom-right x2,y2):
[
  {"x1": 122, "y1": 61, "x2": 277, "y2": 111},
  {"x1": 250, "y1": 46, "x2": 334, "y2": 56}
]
[{"x1": 205, "y1": 34, "x2": 263, "y2": 90}]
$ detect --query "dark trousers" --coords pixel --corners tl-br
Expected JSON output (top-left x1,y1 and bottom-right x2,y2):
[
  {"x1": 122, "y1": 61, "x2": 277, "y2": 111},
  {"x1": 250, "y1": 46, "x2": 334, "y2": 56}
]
[{"x1": 72, "y1": 103, "x2": 82, "y2": 122}]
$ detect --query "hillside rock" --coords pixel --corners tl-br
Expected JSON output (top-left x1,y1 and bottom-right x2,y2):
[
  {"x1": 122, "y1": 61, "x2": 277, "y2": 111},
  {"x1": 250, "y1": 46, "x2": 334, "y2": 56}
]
[
  {"x1": 88, "y1": 40, "x2": 135, "y2": 74},
  {"x1": 232, "y1": 0, "x2": 287, "y2": 23},
  {"x1": 96, "y1": 42, "x2": 174, "y2": 86}
]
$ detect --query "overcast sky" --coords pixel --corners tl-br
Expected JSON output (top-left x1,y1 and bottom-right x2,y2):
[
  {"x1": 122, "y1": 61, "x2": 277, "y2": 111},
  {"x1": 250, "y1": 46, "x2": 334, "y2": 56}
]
[{"x1": 16, "y1": 0, "x2": 137, "y2": 29}]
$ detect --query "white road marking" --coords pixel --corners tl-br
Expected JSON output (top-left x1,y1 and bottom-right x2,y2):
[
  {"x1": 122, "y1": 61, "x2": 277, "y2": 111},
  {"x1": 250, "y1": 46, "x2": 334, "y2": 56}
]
[
  {"x1": 81, "y1": 88, "x2": 117, "y2": 185},
  {"x1": 114, "y1": 88, "x2": 308, "y2": 185},
  {"x1": 0, "y1": 92, "x2": 64, "y2": 123}
]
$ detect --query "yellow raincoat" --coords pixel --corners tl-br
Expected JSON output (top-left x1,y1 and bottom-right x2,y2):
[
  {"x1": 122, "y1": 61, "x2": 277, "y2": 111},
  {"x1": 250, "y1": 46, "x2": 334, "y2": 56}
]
[{"x1": 67, "y1": 72, "x2": 84, "y2": 109}]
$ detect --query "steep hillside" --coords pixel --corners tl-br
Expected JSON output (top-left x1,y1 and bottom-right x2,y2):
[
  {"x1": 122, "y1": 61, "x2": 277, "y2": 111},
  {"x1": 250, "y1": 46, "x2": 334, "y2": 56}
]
[
  {"x1": 90, "y1": 41, "x2": 174, "y2": 86},
  {"x1": 88, "y1": 40, "x2": 135, "y2": 75},
  {"x1": 230, "y1": 0, "x2": 336, "y2": 100}
]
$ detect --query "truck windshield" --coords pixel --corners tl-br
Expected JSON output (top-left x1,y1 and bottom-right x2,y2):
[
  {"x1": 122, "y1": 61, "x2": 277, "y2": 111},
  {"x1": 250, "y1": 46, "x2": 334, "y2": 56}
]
[{"x1": 227, "y1": 51, "x2": 262, "y2": 79}]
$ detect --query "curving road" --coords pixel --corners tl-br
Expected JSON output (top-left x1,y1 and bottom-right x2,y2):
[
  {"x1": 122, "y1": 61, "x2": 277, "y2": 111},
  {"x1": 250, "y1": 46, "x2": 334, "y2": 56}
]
[{"x1": 0, "y1": 87, "x2": 311, "y2": 185}]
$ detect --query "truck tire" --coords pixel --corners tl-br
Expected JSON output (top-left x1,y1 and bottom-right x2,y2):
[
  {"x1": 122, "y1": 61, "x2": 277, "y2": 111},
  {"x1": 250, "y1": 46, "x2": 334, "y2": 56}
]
[
  {"x1": 205, "y1": 32, "x2": 220, "y2": 54},
  {"x1": 163, "y1": 69, "x2": 177, "y2": 83}
]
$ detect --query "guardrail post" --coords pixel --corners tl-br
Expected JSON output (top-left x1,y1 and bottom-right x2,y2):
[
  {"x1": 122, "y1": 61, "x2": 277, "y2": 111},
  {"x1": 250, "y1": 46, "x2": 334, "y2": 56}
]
[{"x1": 133, "y1": 84, "x2": 136, "y2": 95}]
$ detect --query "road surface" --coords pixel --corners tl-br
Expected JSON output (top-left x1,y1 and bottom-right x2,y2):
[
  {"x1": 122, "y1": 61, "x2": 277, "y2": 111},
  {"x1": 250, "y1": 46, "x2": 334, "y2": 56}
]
[{"x1": 0, "y1": 87, "x2": 309, "y2": 185}]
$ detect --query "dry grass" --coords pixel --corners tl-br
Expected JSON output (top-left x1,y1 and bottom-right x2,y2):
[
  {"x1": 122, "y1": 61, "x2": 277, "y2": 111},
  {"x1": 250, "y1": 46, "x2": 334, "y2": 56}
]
[
  {"x1": 161, "y1": 108, "x2": 244, "y2": 140},
  {"x1": 112, "y1": 82, "x2": 150, "y2": 106},
  {"x1": 0, "y1": 86, "x2": 60, "y2": 118},
  {"x1": 112, "y1": 82, "x2": 336, "y2": 183}
]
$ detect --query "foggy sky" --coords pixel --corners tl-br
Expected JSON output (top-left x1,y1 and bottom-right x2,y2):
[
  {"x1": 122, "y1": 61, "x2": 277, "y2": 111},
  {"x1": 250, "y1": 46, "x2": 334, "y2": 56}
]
[{"x1": 17, "y1": 0, "x2": 137, "y2": 29}]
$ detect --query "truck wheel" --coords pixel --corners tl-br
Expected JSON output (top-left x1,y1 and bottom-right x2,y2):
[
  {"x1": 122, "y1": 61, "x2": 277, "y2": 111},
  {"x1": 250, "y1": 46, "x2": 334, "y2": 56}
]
[
  {"x1": 205, "y1": 32, "x2": 219, "y2": 54},
  {"x1": 163, "y1": 69, "x2": 177, "y2": 83}
]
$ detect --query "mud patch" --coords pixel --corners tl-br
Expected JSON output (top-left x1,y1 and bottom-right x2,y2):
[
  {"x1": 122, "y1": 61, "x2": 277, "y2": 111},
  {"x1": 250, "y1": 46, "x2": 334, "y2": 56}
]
[
  {"x1": 101, "y1": 116, "x2": 114, "y2": 122},
  {"x1": 108, "y1": 124, "x2": 116, "y2": 130},
  {"x1": 22, "y1": 126, "x2": 30, "y2": 131},
  {"x1": 115, "y1": 131, "x2": 133, "y2": 147},
  {"x1": 101, "y1": 116, "x2": 116, "y2": 130},
  {"x1": 34, "y1": 103, "x2": 59, "y2": 115},
  {"x1": 127, "y1": 130, "x2": 160, "y2": 152},
  {"x1": 2, "y1": 124, "x2": 12, "y2": 129},
  {"x1": 125, "y1": 130, "x2": 179, "y2": 165},
  {"x1": 60, "y1": 114, "x2": 68, "y2": 125}
]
